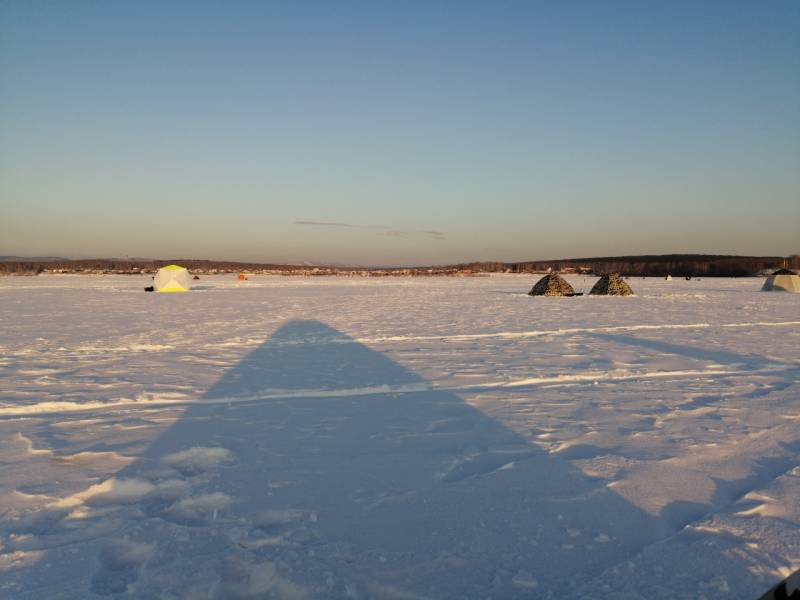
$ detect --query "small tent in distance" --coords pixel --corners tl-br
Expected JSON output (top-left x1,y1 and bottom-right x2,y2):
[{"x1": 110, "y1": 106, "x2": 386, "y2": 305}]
[
  {"x1": 590, "y1": 273, "x2": 634, "y2": 296},
  {"x1": 762, "y1": 269, "x2": 800, "y2": 293},
  {"x1": 154, "y1": 265, "x2": 191, "y2": 292},
  {"x1": 529, "y1": 273, "x2": 576, "y2": 296}
]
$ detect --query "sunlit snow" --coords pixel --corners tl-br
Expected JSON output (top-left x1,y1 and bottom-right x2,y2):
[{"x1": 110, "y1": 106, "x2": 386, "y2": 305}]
[{"x1": 1, "y1": 274, "x2": 798, "y2": 599}]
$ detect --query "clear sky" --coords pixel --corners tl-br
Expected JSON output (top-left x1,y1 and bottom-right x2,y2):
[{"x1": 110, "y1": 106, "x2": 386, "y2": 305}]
[{"x1": 1, "y1": 1, "x2": 798, "y2": 265}]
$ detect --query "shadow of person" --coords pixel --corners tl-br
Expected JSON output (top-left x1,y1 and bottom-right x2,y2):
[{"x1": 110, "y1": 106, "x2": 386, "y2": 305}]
[
  {"x1": 18, "y1": 320, "x2": 669, "y2": 599},
  {"x1": 588, "y1": 331, "x2": 790, "y2": 369}
]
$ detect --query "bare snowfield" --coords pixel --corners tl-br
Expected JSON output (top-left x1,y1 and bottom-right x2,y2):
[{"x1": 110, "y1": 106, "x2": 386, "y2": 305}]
[{"x1": 1, "y1": 274, "x2": 798, "y2": 599}]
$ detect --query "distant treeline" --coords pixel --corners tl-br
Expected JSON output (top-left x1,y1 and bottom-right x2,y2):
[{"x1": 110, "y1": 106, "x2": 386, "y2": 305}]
[
  {"x1": 465, "y1": 254, "x2": 798, "y2": 277},
  {"x1": 1, "y1": 254, "x2": 797, "y2": 277}
]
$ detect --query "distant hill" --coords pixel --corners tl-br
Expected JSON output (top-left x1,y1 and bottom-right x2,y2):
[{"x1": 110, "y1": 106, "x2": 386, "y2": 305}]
[
  {"x1": 0, "y1": 253, "x2": 796, "y2": 277},
  {"x1": 0, "y1": 256, "x2": 69, "y2": 262}
]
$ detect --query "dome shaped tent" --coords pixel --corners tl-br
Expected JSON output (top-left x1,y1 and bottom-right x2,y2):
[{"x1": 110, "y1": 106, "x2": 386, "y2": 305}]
[
  {"x1": 154, "y1": 265, "x2": 191, "y2": 292},
  {"x1": 762, "y1": 269, "x2": 800, "y2": 293},
  {"x1": 590, "y1": 273, "x2": 634, "y2": 296},
  {"x1": 529, "y1": 273, "x2": 575, "y2": 296}
]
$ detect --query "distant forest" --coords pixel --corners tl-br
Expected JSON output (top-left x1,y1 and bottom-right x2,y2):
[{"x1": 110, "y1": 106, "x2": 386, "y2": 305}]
[
  {"x1": 0, "y1": 254, "x2": 797, "y2": 277},
  {"x1": 461, "y1": 254, "x2": 799, "y2": 277}
]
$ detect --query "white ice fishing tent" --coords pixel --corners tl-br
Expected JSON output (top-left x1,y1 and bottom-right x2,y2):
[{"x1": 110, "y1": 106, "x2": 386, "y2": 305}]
[
  {"x1": 762, "y1": 269, "x2": 800, "y2": 293},
  {"x1": 154, "y1": 265, "x2": 191, "y2": 292}
]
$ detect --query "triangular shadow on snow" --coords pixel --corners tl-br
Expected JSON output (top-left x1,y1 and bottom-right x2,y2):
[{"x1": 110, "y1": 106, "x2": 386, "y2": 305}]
[
  {"x1": 42, "y1": 320, "x2": 770, "y2": 598},
  {"x1": 73, "y1": 319, "x2": 666, "y2": 598}
]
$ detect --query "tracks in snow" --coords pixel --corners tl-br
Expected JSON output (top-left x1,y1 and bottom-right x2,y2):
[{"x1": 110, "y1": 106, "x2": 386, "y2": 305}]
[
  {"x1": 1, "y1": 364, "x2": 795, "y2": 417},
  {"x1": 2, "y1": 321, "x2": 799, "y2": 360}
]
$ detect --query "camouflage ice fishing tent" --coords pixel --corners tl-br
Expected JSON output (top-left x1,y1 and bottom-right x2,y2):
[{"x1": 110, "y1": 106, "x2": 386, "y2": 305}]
[
  {"x1": 529, "y1": 273, "x2": 575, "y2": 296},
  {"x1": 154, "y1": 265, "x2": 191, "y2": 292},
  {"x1": 590, "y1": 273, "x2": 634, "y2": 296},
  {"x1": 762, "y1": 269, "x2": 800, "y2": 293}
]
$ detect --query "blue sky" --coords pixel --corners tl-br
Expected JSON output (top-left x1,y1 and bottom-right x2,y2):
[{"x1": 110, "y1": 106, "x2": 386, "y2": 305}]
[{"x1": 1, "y1": 1, "x2": 798, "y2": 265}]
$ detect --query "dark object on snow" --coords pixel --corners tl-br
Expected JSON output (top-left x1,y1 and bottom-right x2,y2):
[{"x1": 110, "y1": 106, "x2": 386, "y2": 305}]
[
  {"x1": 193, "y1": 275, "x2": 200, "y2": 280},
  {"x1": 529, "y1": 273, "x2": 575, "y2": 296},
  {"x1": 757, "y1": 568, "x2": 800, "y2": 600},
  {"x1": 590, "y1": 273, "x2": 634, "y2": 296},
  {"x1": 144, "y1": 286, "x2": 154, "y2": 292},
  {"x1": 685, "y1": 275, "x2": 692, "y2": 280}
]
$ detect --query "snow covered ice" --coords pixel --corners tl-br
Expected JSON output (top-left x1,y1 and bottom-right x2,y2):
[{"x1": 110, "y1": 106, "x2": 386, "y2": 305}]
[{"x1": 1, "y1": 274, "x2": 798, "y2": 599}]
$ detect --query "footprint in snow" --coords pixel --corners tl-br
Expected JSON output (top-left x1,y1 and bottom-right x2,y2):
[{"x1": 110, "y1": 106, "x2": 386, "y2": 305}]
[
  {"x1": 90, "y1": 538, "x2": 154, "y2": 596},
  {"x1": 239, "y1": 509, "x2": 319, "y2": 549}
]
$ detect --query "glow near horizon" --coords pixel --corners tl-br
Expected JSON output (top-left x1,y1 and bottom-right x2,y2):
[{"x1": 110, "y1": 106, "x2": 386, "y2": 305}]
[{"x1": 1, "y1": 2, "x2": 798, "y2": 266}]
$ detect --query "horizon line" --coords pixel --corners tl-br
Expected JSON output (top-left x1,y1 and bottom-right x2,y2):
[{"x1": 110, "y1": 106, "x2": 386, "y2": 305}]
[{"x1": 1, "y1": 251, "x2": 794, "y2": 271}]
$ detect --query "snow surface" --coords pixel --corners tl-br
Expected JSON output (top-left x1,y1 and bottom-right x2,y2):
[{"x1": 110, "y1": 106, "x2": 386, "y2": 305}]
[{"x1": 0, "y1": 274, "x2": 798, "y2": 599}]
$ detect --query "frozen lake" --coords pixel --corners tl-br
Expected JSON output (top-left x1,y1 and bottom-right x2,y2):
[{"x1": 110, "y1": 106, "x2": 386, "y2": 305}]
[{"x1": 1, "y1": 274, "x2": 798, "y2": 599}]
